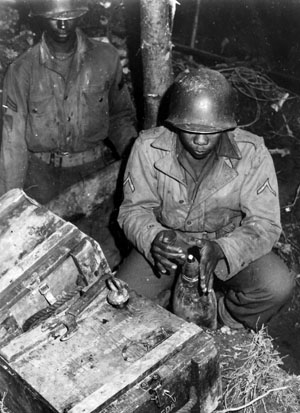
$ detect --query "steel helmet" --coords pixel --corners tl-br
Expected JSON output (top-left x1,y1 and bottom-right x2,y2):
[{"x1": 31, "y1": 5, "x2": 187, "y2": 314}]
[
  {"x1": 166, "y1": 68, "x2": 237, "y2": 133},
  {"x1": 29, "y1": 0, "x2": 88, "y2": 20}
]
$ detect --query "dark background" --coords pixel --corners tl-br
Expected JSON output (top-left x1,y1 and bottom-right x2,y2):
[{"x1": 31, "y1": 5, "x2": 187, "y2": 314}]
[{"x1": 173, "y1": 0, "x2": 300, "y2": 76}]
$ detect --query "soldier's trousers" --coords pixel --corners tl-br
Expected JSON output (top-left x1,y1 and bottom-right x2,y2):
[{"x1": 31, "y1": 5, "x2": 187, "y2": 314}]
[{"x1": 117, "y1": 249, "x2": 294, "y2": 331}]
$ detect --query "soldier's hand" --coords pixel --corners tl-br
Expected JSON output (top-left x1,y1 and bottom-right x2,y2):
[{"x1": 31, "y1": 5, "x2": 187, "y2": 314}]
[
  {"x1": 151, "y1": 230, "x2": 187, "y2": 275},
  {"x1": 196, "y1": 240, "x2": 224, "y2": 293}
]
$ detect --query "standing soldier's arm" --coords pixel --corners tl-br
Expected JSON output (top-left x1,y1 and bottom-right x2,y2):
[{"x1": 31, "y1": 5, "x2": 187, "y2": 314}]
[
  {"x1": 107, "y1": 53, "x2": 137, "y2": 157},
  {"x1": 0, "y1": 62, "x2": 28, "y2": 195}
]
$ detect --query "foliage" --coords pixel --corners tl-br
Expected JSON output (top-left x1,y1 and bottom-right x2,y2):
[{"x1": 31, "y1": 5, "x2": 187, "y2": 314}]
[{"x1": 216, "y1": 327, "x2": 300, "y2": 413}]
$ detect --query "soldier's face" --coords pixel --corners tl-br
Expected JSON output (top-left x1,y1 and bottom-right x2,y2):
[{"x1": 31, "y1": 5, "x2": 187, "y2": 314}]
[
  {"x1": 44, "y1": 17, "x2": 78, "y2": 43},
  {"x1": 178, "y1": 131, "x2": 221, "y2": 159}
]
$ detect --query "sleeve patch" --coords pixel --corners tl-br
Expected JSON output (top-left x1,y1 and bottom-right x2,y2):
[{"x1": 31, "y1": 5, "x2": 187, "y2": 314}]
[
  {"x1": 5, "y1": 95, "x2": 18, "y2": 112},
  {"x1": 257, "y1": 178, "x2": 277, "y2": 197},
  {"x1": 123, "y1": 172, "x2": 135, "y2": 192}
]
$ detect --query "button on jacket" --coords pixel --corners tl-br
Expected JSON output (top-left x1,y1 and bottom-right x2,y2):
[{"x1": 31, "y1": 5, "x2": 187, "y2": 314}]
[
  {"x1": 0, "y1": 28, "x2": 137, "y2": 193},
  {"x1": 118, "y1": 126, "x2": 281, "y2": 281}
]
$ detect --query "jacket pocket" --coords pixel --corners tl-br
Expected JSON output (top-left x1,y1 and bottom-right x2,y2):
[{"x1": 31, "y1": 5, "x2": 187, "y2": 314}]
[
  {"x1": 204, "y1": 206, "x2": 242, "y2": 235},
  {"x1": 82, "y1": 86, "x2": 108, "y2": 136},
  {"x1": 28, "y1": 95, "x2": 59, "y2": 145},
  {"x1": 216, "y1": 221, "x2": 237, "y2": 238},
  {"x1": 29, "y1": 95, "x2": 55, "y2": 119}
]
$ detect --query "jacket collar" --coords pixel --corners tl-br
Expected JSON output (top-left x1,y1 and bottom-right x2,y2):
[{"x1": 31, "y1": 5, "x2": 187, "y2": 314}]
[
  {"x1": 218, "y1": 131, "x2": 242, "y2": 160},
  {"x1": 152, "y1": 128, "x2": 240, "y2": 189},
  {"x1": 152, "y1": 129, "x2": 184, "y2": 184},
  {"x1": 39, "y1": 28, "x2": 94, "y2": 68},
  {"x1": 152, "y1": 128, "x2": 242, "y2": 161},
  {"x1": 151, "y1": 128, "x2": 177, "y2": 151}
]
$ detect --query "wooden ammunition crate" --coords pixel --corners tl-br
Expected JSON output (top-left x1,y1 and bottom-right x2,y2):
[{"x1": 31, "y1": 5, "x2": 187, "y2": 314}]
[
  {"x1": 0, "y1": 189, "x2": 111, "y2": 346},
  {"x1": 0, "y1": 190, "x2": 221, "y2": 413}
]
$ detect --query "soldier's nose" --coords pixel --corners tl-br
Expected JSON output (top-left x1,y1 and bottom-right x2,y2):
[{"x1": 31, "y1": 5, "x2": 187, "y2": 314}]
[
  {"x1": 57, "y1": 19, "x2": 68, "y2": 30},
  {"x1": 194, "y1": 134, "x2": 208, "y2": 145}
]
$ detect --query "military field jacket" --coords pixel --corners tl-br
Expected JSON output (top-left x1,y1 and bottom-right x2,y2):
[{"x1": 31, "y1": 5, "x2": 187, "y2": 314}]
[
  {"x1": 0, "y1": 28, "x2": 136, "y2": 193},
  {"x1": 118, "y1": 126, "x2": 282, "y2": 281}
]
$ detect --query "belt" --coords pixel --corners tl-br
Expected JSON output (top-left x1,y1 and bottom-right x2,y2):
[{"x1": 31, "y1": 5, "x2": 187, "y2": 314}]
[{"x1": 32, "y1": 144, "x2": 115, "y2": 168}]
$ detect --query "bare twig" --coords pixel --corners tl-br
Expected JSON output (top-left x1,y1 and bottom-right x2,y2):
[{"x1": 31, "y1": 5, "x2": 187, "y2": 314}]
[
  {"x1": 0, "y1": 392, "x2": 9, "y2": 413},
  {"x1": 189, "y1": 0, "x2": 201, "y2": 50},
  {"x1": 283, "y1": 183, "x2": 300, "y2": 210},
  {"x1": 216, "y1": 386, "x2": 288, "y2": 412}
]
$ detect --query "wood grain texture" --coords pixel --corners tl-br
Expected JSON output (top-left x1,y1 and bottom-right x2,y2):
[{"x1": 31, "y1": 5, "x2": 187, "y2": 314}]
[
  {"x1": 0, "y1": 191, "x2": 221, "y2": 413},
  {"x1": 0, "y1": 189, "x2": 111, "y2": 343},
  {"x1": 0, "y1": 287, "x2": 220, "y2": 413}
]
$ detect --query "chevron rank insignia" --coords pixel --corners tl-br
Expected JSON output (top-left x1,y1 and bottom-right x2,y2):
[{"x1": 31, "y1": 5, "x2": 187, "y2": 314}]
[
  {"x1": 257, "y1": 178, "x2": 277, "y2": 197},
  {"x1": 5, "y1": 95, "x2": 18, "y2": 112},
  {"x1": 123, "y1": 172, "x2": 135, "y2": 192}
]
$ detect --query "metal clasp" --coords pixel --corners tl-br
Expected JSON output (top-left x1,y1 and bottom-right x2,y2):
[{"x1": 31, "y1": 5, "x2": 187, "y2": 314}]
[
  {"x1": 140, "y1": 373, "x2": 177, "y2": 408},
  {"x1": 50, "y1": 151, "x2": 70, "y2": 167},
  {"x1": 39, "y1": 282, "x2": 56, "y2": 305}
]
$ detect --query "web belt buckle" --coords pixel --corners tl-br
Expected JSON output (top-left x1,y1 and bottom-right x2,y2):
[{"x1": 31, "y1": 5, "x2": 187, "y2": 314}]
[{"x1": 50, "y1": 151, "x2": 69, "y2": 167}]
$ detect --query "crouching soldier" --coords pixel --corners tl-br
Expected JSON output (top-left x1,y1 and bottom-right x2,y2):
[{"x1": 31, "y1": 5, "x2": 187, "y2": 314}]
[{"x1": 117, "y1": 68, "x2": 294, "y2": 331}]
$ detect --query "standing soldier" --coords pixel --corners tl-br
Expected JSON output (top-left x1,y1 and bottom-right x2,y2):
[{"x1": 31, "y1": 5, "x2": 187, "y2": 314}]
[{"x1": 0, "y1": 0, "x2": 137, "y2": 204}]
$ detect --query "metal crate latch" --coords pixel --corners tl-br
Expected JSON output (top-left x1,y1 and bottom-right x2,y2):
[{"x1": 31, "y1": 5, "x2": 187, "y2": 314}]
[{"x1": 140, "y1": 373, "x2": 177, "y2": 409}]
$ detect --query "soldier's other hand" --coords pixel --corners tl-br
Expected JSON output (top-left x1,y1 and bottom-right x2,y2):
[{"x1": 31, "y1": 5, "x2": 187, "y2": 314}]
[
  {"x1": 196, "y1": 240, "x2": 224, "y2": 293},
  {"x1": 151, "y1": 230, "x2": 187, "y2": 275}
]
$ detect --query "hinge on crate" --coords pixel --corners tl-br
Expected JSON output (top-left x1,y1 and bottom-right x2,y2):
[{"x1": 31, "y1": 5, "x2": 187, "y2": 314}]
[{"x1": 140, "y1": 373, "x2": 177, "y2": 408}]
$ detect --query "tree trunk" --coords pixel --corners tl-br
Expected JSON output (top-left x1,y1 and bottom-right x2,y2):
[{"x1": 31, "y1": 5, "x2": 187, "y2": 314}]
[
  {"x1": 140, "y1": 0, "x2": 174, "y2": 129},
  {"x1": 190, "y1": 0, "x2": 201, "y2": 49}
]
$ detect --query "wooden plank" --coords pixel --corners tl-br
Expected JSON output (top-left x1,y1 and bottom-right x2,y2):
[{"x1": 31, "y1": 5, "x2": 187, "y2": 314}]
[
  {"x1": 69, "y1": 322, "x2": 202, "y2": 413},
  {"x1": 192, "y1": 339, "x2": 222, "y2": 413},
  {"x1": 0, "y1": 202, "x2": 63, "y2": 270},
  {"x1": 0, "y1": 281, "x2": 109, "y2": 362},
  {"x1": 0, "y1": 188, "x2": 27, "y2": 217},
  {"x1": 0, "y1": 282, "x2": 221, "y2": 413},
  {"x1": 6, "y1": 257, "x2": 80, "y2": 330},
  {"x1": 46, "y1": 160, "x2": 121, "y2": 219},
  {"x1": 0, "y1": 188, "x2": 111, "y2": 346},
  {"x1": 0, "y1": 356, "x2": 58, "y2": 413},
  {"x1": 0, "y1": 190, "x2": 64, "y2": 279},
  {"x1": 0, "y1": 222, "x2": 77, "y2": 292},
  {"x1": 3, "y1": 290, "x2": 188, "y2": 411},
  {"x1": 0, "y1": 326, "x2": 54, "y2": 363},
  {"x1": 0, "y1": 324, "x2": 221, "y2": 413},
  {"x1": 0, "y1": 232, "x2": 111, "y2": 327},
  {"x1": 0, "y1": 226, "x2": 84, "y2": 316},
  {"x1": 100, "y1": 333, "x2": 219, "y2": 413}
]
